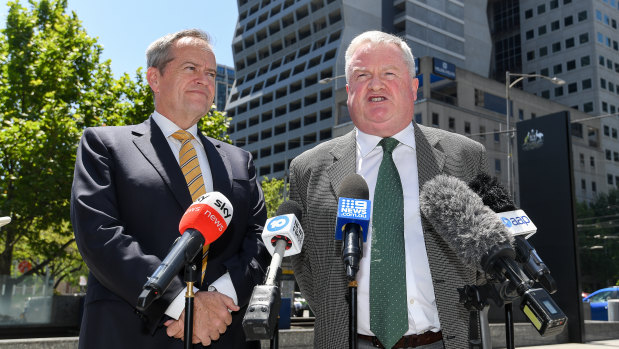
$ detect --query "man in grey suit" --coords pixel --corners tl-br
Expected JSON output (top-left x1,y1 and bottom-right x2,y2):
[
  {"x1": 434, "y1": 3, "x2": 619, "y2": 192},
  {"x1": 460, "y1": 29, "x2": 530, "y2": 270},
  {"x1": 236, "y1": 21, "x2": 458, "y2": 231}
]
[
  {"x1": 289, "y1": 31, "x2": 488, "y2": 349},
  {"x1": 71, "y1": 29, "x2": 269, "y2": 348}
]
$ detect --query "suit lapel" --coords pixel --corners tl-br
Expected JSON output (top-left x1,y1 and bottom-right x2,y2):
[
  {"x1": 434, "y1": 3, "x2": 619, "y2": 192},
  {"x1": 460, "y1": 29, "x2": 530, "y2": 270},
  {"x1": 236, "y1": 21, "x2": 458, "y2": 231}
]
[
  {"x1": 132, "y1": 117, "x2": 191, "y2": 210},
  {"x1": 326, "y1": 131, "x2": 357, "y2": 195},
  {"x1": 414, "y1": 123, "x2": 445, "y2": 187}
]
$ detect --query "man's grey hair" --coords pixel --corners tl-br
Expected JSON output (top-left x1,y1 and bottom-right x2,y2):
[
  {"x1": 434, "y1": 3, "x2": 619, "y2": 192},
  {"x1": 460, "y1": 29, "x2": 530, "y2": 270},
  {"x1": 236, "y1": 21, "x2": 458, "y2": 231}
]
[
  {"x1": 344, "y1": 31, "x2": 416, "y2": 82},
  {"x1": 146, "y1": 29, "x2": 213, "y2": 74}
]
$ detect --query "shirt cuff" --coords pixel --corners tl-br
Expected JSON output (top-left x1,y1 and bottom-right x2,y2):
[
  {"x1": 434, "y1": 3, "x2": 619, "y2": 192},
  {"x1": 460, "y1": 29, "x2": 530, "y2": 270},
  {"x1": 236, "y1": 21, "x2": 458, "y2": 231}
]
[
  {"x1": 210, "y1": 272, "x2": 238, "y2": 306},
  {"x1": 164, "y1": 286, "x2": 199, "y2": 320}
]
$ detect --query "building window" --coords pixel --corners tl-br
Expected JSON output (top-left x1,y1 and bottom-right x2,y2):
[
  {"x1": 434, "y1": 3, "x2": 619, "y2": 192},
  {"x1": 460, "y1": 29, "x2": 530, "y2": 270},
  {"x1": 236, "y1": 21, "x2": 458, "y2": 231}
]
[
  {"x1": 448, "y1": 117, "x2": 455, "y2": 130},
  {"x1": 581, "y1": 179, "x2": 586, "y2": 190},
  {"x1": 555, "y1": 86, "x2": 564, "y2": 97},
  {"x1": 537, "y1": 4, "x2": 546, "y2": 14},
  {"x1": 525, "y1": 9, "x2": 534, "y2": 19},
  {"x1": 495, "y1": 159, "x2": 501, "y2": 173},
  {"x1": 526, "y1": 30, "x2": 534, "y2": 40},
  {"x1": 601, "y1": 78, "x2": 607, "y2": 89},
  {"x1": 565, "y1": 37, "x2": 575, "y2": 48},
  {"x1": 602, "y1": 101, "x2": 608, "y2": 113},
  {"x1": 590, "y1": 156, "x2": 595, "y2": 167},
  {"x1": 550, "y1": 0, "x2": 559, "y2": 9},
  {"x1": 415, "y1": 113, "x2": 422, "y2": 124},
  {"x1": 581, "y1": 56, "x2": 591, "y2": 66},
  {"x1": 494, "y1": 130, "x2": 500, "y2": 143},
  {"x1": 432, "y1": 113, "x2": 439, "y2": 127},
  {"x1": 605, "y1": 125, "x2": 611, "y2": 136},
  {"x1": 580, "y1": 153, "x2": 585, "y2": 165},
  {"x1": 479, "y1": 125, "x2": 486, "y2": 140},
  {"x1": 553, "y1": 64, "x2": 563, "y2": 74},
  {"x1": 552, "y1": 42, "x2": 561, "y2": 52},
  {"x1": 538, "y1": 25, "x2": 547, "y2": 36},
  {"x1": 592, "y1": 181, "x2": 597, "y2": 193},
  {"x1": 541, "y1": 90, "x2": 550, "y2": 99},
  {"x1": 551, "y1": 20, "x2": 560, "y2": 31},
  {"x1": 568, "y1": 82, "x2": 578, "y2": 93},
  {"x1": 567, "y1": 60, "x2": 576, "y2": 71},
  {"x1": 606, "y1": 149, "x2": 612, "y2": 160},
  {"x1": 608, "y1": 174, "x2": 614, "y2": 185},
  {"x1": 464, "y1": 122, "x2": 471, "y2": 134},
  {"x1": 579, "y1": 33, "x2": 589, "y2": 44},
  {"x1": 539, "y1": 46, "x2": 548, "y2": 57},
  {"x1": 578, "y1": 11, "x2": 587, "y2": 22},
  {"x1": 613, "y1": 128, "x2": 618, "y2": 139},
  {"x1": 519, "y1": 109, "x2": 524, "y2": 121},
  {"x1": 582, "y1": 79, "x2": 592, "y2": 89},
  {"x1": 527, "y1": 51, "x2": 535, "y2": 61},
  {"x1": 583, "y1": 102, "x2": 593, "y2": 112},
  {"x1": 564, "y1": 15, "x2": 574, "y2": 26}
]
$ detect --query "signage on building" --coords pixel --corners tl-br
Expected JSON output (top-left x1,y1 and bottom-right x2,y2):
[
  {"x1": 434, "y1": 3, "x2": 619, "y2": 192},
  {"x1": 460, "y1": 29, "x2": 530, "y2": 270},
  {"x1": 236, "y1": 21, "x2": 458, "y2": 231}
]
[{"x1": 432, "y1": 57, "x2": 456, "y2": 80}]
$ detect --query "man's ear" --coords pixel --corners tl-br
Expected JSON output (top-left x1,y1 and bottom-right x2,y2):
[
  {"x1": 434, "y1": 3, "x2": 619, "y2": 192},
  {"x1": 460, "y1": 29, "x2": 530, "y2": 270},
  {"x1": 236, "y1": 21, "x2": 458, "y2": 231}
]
[{"x1": 146, "y1": 66, "x2": 160, "y2": 94}]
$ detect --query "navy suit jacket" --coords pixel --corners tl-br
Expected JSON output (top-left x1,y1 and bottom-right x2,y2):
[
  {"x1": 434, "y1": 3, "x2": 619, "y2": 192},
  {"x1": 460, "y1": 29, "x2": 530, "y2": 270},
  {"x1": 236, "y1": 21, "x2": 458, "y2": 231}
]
[{"x1": 71, "y1": 116, "x2": 269, "y2": 348}]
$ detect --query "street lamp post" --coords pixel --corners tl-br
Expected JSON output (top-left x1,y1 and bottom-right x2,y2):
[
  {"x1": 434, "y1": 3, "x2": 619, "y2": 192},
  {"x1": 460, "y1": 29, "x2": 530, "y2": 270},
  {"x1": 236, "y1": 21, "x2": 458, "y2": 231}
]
[
  {"x1": 504, "y1": 71, "x2": 565, "y2": 198},
  {"x1": 318, "y1": 74, "x2": 346, "y2": 84}
]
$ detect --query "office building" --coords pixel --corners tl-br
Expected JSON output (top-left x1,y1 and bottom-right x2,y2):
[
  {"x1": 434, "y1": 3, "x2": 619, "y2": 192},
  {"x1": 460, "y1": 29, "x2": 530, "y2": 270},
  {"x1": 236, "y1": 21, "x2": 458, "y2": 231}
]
[
  {"x1": 226, "y1": 0, "x2": 618, "y2": 202},
  {"x1": 215, "y1": 64, "x2": 235, "y2": 112}
]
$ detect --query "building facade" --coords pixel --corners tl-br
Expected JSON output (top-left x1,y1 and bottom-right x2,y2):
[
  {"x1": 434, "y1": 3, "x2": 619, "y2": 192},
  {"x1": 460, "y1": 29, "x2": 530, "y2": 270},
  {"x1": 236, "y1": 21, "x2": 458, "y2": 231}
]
[
  {"x1": 215, "y1": 64, "x2": 235, "y2": 112},
  {"x1": 226, "y1": 0, "x2": 617, "y2": 202}
]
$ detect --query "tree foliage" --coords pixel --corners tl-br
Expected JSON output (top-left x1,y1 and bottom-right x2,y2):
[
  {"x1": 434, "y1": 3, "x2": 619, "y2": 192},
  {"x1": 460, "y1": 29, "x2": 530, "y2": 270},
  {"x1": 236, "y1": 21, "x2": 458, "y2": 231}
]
[
  {"x1": 576, "y1": 189, "x2": 619, "y2": 290},
  {"x1": 261, "y1": 177, "x2": 288, "y2": 218},
  {"x1": 0, "y1": 0, "x2": 116, "y2": 286}
]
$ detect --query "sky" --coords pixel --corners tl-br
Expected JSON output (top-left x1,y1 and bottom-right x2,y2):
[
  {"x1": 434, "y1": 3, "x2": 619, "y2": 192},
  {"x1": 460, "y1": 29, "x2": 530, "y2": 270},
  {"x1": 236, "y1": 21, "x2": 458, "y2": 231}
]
[{"x1": 0, "y1": 0, "x2": 239, "y2": 76}]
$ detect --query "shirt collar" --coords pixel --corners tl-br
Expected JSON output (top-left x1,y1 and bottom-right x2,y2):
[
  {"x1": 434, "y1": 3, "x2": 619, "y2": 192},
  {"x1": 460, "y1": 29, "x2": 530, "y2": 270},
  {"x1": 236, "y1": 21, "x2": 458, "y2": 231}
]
[
  {"x1": 356, "y1": 122, "x2": 416, "y2": 157},
  {"x1": 152, "y1": 111, "x2": 202, "y2": 145}
]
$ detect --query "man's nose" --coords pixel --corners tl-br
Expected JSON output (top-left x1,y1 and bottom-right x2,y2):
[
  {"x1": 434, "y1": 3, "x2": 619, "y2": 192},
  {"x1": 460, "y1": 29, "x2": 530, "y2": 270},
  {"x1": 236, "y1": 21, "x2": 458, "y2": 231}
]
[{"x1": 368, "y1": 76, "x2": 384, "y2": 90}]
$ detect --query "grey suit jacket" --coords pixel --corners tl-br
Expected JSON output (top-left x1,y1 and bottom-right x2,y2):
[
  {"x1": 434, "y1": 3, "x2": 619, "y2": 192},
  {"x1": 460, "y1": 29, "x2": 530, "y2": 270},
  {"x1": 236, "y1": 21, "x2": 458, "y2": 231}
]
[{"x1": 288, "y1": 123, "x2": 488, "y2": 349}]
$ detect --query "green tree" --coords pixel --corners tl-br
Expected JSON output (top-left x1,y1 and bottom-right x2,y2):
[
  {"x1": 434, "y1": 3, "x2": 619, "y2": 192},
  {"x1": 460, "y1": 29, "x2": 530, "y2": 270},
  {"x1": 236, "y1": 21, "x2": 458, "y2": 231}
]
[
  {"x1": 576, "y1": 189, "x2": 619, "y2": 291},
  {"x1": 0, "y1": 0, "x2": 117, "y2": 289},
  {"x1": 261, "y1": 177, "x2": 288, "y2": 218}
]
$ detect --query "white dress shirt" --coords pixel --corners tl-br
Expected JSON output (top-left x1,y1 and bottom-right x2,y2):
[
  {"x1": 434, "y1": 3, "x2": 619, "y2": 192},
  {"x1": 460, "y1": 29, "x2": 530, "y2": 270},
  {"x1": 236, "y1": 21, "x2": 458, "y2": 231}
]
[
  {"x1": 355, "y1": 123, "x2": 441, "y2": 336},
  {"x1": 152, "y1": 112, "x2": 237, "y2": 319}
]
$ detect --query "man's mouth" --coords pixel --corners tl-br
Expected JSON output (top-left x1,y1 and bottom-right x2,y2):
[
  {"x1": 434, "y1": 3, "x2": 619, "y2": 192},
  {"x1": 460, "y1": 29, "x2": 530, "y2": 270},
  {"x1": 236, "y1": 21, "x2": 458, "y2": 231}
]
[{"x1": 369, "y1": 96, "x2": 387, "y2": 102}]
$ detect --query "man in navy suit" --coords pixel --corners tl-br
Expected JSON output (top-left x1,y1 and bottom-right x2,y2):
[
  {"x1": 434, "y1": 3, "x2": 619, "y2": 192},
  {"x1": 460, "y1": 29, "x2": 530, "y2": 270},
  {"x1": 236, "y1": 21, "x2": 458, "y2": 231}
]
[{"x1": 71, "y1": 29, "x2": 269, "y2": 348}]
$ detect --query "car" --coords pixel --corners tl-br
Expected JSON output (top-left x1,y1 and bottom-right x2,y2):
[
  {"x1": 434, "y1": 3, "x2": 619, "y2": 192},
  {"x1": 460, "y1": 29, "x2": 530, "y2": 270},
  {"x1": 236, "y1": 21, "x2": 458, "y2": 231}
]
[
  {"x1": 582, "y1": 286, "x2": 619, "y2": 320},
  {"x1": 293, "y1": 291, "x2": 310, "y2": 317}
]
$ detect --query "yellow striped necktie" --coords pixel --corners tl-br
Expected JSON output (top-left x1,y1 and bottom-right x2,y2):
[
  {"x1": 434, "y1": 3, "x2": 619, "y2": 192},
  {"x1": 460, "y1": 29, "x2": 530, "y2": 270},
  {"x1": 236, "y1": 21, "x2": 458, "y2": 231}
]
[{"x1": 171, "y1": 130, "x2": 209, "y2": 284}]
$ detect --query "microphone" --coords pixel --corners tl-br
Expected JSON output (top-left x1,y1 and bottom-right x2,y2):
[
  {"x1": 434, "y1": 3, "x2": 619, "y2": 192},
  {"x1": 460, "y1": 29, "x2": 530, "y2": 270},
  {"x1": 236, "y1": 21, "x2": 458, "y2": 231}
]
[
  {"x1": 419, "y1": 174, "x2": 566, "y2": 337},
  {"x1": 335, "y1": 174, "x2": 371, "y2": 281},
  {"x1": 243, "y1": 200, "x2": 304, "y2": 340},
  {"x1": 136, "y1": 192, "x2": 233, "y2": 312},
  {"x1": 468, "y1": 173, "x2": 556, "y2": 294}
]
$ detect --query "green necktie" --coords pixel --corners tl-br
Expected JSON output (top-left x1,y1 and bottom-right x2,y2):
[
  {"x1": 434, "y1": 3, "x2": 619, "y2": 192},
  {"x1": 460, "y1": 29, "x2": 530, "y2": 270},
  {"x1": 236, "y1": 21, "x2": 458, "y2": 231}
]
[{"x1": 370, "y1": 137, "x2": 408, "y2": 349}]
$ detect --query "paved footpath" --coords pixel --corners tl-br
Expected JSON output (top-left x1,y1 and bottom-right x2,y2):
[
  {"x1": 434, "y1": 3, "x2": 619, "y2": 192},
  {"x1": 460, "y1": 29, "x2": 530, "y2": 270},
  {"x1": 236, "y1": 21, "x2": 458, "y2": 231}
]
[{"x1": 518, "y1": 339, "x2": 619, "y2": 348}]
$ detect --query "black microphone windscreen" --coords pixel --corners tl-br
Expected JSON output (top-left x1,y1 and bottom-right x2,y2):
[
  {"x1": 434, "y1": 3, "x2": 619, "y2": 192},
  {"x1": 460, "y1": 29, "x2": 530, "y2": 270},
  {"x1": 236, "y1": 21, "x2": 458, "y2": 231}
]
[
  {"x1": 420, "y1": 174, "x2": 513, "y2": 270},
  {"x1": 338, "y1": 174, "x2": 369, "y2": 200},
  {"x1": 468, "y1": 173, "x2": 517, "y2": 213},
  {"x1": 275, "y1": 200, "x2": 303, "y2": 221}
]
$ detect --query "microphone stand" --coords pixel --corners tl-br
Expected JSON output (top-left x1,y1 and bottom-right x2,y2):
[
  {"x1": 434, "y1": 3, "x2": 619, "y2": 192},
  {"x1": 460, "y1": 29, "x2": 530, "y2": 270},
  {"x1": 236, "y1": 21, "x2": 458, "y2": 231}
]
[
  {"x1": 348, "y1": 280, "x2": 358, "y2": 349},
  {"x1": 504, "y1": 303, "x2": 515, "y2": 349},
  {"x1": 183, "y1": 262, "x2": 199, "y2": 349}
]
